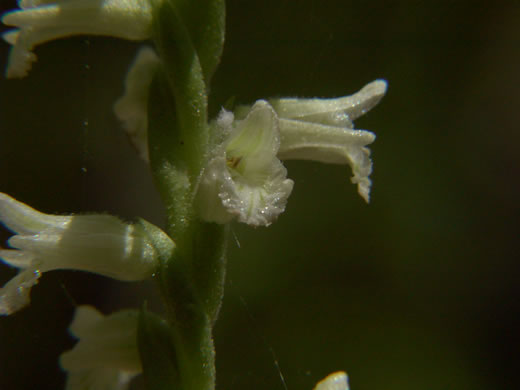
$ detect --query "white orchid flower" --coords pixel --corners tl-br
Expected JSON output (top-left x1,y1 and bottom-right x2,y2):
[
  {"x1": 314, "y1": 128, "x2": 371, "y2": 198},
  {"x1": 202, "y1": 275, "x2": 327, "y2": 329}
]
[
  {"x1": 237, "y1": 80, "x2": 387, "y2": 203},
  {"x1": 1, "y1": 0, "x2": 152, "y2": 78},
  {"x1": 60, "y1": 305, "x2": 141, "y2": 390},
  {"x1": 196, "y1": 101, "x2": 294, "y2": 227},
  {"x1": 0, "y1": 192, "x2": 173, "y2": 315},
  {"x1": 313, "y1": 372, "x2": 350, "y2": 390}
]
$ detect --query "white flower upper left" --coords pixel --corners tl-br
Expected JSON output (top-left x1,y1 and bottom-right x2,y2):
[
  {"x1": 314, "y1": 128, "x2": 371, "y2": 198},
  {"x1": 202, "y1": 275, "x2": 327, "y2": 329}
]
[{"x1": 1, "y1": 0, "x2": 153, "y2": 78}]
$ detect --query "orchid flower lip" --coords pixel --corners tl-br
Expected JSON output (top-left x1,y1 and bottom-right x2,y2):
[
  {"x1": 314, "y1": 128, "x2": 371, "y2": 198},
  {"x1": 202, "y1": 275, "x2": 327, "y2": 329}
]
[{"x1": 196, "y1": 101, "x2": 294, "y2": 227}]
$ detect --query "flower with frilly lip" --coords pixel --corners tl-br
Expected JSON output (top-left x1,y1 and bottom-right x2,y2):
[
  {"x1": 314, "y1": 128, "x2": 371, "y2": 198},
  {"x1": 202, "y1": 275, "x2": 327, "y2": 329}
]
[{"x1": 196, "y1": 101, "x2": 294, "y2": 227}]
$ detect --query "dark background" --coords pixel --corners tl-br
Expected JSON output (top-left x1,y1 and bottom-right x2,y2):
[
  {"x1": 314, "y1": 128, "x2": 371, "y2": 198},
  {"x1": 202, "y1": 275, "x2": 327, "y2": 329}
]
[{"x1": 0, "y1": 1, "x2": 519, "y2": 389}]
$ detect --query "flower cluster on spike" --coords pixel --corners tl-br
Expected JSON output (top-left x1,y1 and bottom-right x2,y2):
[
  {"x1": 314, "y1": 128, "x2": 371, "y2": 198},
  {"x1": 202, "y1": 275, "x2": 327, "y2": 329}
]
[{"x1": 0, "y1": 0, "x2": 387, "y2": 388}]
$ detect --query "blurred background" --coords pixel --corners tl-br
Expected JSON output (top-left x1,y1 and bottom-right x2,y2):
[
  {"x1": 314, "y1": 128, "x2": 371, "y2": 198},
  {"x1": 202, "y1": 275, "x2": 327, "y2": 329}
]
[{"x1": 0, "y1": 0, "x2": 519, "y2": 389}]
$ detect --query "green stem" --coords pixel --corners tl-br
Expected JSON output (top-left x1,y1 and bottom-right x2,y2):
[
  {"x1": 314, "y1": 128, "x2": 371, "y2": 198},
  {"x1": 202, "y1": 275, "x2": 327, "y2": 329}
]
[{"x1": 142, "y1": 1, "x2": 228, "y2": 389}]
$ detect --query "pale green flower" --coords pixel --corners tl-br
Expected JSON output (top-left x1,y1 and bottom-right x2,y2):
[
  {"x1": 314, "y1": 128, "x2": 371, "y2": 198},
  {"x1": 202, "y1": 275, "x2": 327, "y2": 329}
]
[
  {"x1": 196, "y1": 101, "x2": 294, "y2": 227},
  {"x1": 60, "y1": 305, "x2": 141, "y2": 390},
  {"x1": 314, "y1": 372, "x2": 350, "y2": 390},
  {"x1": 0, "y1": 192, "x2": 173, "y2": 315},
  {"x1": 237, "y1": 80, "x2": 387, "y2": 202},
  {"x1": 1, "y1": 0, "x2": 152, "y2": 78}
]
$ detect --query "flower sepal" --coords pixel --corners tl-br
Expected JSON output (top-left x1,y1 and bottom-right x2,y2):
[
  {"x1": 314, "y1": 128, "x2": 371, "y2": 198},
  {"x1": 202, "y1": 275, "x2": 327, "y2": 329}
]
[{"x1": 239, "y1": 80, "x2": 387, "y2": 202}]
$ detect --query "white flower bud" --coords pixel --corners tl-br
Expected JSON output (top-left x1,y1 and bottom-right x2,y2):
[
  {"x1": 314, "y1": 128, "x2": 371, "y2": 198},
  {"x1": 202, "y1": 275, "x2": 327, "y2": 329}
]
[{"x1": 0, "y1": 192, "x2": 172, "y2": 315}]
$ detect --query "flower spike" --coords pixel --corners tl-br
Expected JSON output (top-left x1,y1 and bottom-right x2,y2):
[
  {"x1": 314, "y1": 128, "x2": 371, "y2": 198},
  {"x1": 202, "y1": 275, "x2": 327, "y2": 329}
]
[
  {"x1": 0, "y1": 192, "x2": 173, "y2": 315},
  {"x1": 60, "y1": 305, "x2": 141, "y2": 390},
  {"x1": 1, "y1": 0, "x2": 153, "y2": 78}
]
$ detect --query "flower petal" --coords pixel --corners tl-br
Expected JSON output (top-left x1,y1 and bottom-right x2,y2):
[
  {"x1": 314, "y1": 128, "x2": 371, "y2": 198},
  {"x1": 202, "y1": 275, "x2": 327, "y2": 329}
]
[
  {"x1": 0, "y1": 268, "x2": 41, "y2": 315},
  {"x1": 0, "y1": 248, "x2": 34, "y2": 268},
  {"x1": 277, "y1": 119, "x2": 375, "y2": 202},
  {"x1": 0, "y1": 192, "x2": 70, "y2": 234},
  {"x1": 269, "y1": 80, "x2": 387, "y2": 126},
  {"x1": 114, "y1": 46, "x2": 161, "y2": 162},
  {"x1": 313, "y1": 372, "x2": 350, "y2": 390}
]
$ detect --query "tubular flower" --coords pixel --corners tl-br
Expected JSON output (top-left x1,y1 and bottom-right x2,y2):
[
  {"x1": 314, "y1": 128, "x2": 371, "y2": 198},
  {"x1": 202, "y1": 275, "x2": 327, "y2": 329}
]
[
  {"x1": 60, "y1": 305, "x2": 141, "y2": 390},
  {"x1": 196, "y1": 101, "x2": 294, "y2": 227},
  {"x1": 1, "y1": 0, "x2": 153, "y2": 78},
  {"x1": 237, "y1": 80, "x2": 387, "y2": 203},
  {"x1": 0, "y1": 192, "x2": 173, "y2": 315},
  {"x1": 313, "y1": 372, "x2": 350, "y2": 390}
]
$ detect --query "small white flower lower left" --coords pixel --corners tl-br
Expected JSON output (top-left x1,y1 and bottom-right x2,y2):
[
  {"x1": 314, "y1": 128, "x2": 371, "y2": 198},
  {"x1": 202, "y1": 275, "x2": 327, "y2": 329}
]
[
  {"x1": 0, "y1": 192, "x2": 172, "y2": 315},
  {"x1": 60, "y1": 305, "x2": 141, "y2": 390}
]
